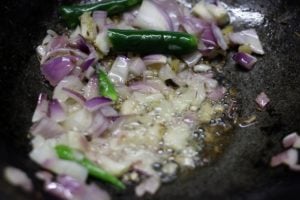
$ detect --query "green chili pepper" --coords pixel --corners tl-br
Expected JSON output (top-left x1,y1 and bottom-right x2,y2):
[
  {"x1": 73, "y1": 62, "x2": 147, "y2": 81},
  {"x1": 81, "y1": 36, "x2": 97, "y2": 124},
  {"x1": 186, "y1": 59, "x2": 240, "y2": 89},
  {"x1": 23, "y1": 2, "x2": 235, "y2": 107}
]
[
  {"x1": 59, "y1": 0, "x2": 143, "y2": 28},
  {"x1": 98, "y1": 69, "x2": 118, "y2": 101},
  {"x1": 107, "y1": 29, "x2": 198, "y2": 55},
  {"x1": 55, "y1": 145, "x2": 125, "y2": 190}
]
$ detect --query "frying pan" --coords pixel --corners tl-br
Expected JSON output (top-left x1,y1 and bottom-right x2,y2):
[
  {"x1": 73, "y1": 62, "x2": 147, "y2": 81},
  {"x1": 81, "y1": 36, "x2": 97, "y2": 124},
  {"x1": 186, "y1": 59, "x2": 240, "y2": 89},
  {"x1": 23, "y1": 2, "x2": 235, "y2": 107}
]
[{"x1": 0, "y1": 0, "x2": 300, "y2": 199}]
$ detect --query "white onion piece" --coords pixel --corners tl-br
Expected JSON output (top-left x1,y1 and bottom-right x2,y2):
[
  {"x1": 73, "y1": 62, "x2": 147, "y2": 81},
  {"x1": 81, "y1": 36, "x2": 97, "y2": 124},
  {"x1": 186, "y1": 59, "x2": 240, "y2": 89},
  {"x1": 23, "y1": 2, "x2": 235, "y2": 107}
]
[
  {"x1": 95, "y1": 29, "x2": 110, "y2": 55},
  {"x1": 67, "y1": 131, "x2": 89, "y2": 151},
  {"x1": 92, "y1": 11, "x2": 107, "y2": 31},
  {"x1": 146, "y1": 79, "x2": 172, "y2": 94},
  {"x1": 192, "y1": 1, "x2": 215, "y2": 23},
  {"x1": 129, "y1": 82, "x2": 160, "y2": 94},
  {"x1": 255, "y1": 92, "x2": 270, "y2": 109},
  {"x1": 49, "y1": 99, "x2": 66, "y2": 122},
  {"x1": 108, "y1": 56, "x2": 129, "y2": 84},
  {"x1": 211, "y1": 23, "x2": 228, "y2": 50},
  {"x1": 163, "y1": 123, "x2": 190, "y2": 150},
  {"x1": 143, "y1": 54, "x2": 167, "y2": 66},
  {"x1": 229, "y1": 29, "x2": 265, "y2": 55},
  {"x1": 35, "y1": 171, "x2": 53, "y2": 184},
  {"x1": 46, "y1": 159, "x2": 88, "y2": 182},
  {"x1": 122, "y1": 10, "x2": 139, "y2": 26},
  {"x1": 84, "y1": 65, "x2": 95, "y2": 79},
  {"x1": 31, "y1": 142, "x2": 86, "y2": 181},
  {"x1": 129, "y1": 57, "x2": 146, "y2": 76},
  {"x1": 62, "y1": 87, "x2": 86, "y2": 105},
  {"x1": 282, "y1": 132, "x2": 300, "y2": 148},
  {"x1": 54, "y1": 75, "x2": 84, "y2": 102},
  {"x1": 87, "y1": 112, "x2": 110, "y2": 136},
  {"x1": 206, "y1": 3, "x2": 229, "y2": 26},
  {"x1": 32, "y1": 93, "x2": 49, "y2": 123},
  {"x1": 135, "y1": 176, "x2": 160, "y2": 197},
  {"x1": 116, "y1": 86, "x2": 132, "y2": 99},
  {"x1": 100, "y1": 106, "x2": 119, "y2": 117},
  {"x1": 192, "y1": 83, "x2": 206, "y2": 107},
  {"x1": 84, "y1": 76, "x2": 99, "y2": 99},
  {"x1": 4, "y1": 167, "x2": 33, "y2": 192},
  {"x1": 207, "y1": 86, "x2": 226, "y2": 101},
  {"x1": 182, "y1": 51, "x2": 202, "y2": 67},
  {"x1": 80, "y1": 12, "x2": 97, "y2": 41},
  {"x1": 30, "y1": 143, "x2": 57, "y2": 166},
  {"x1": 63, "y1": 109, "x2": 93, "y2": 132},
  {"x1": 159, "y1": 65, "x2": 176, "y2": 81},
  {"x1": 82, "y1": 183, "x2": 111, "y2": 200},
  {"x1": 37, "y1": 45, "x2": 47, "y2": 58},
  {"x1": 133, "y1": 0, "x2": 172, "y2": 31},
  {"x1": 193, "y1": 64, "x2": 212, "y2": 72},
  {"x1": 70, "y1": 26, "x2": 81, "y2": 40},
  {"x1": 270, "y1": 148, "x2": 300, "y2": 171},
  {"x1": 30, "y1": 117, "x2": 64, "y2": 139}
]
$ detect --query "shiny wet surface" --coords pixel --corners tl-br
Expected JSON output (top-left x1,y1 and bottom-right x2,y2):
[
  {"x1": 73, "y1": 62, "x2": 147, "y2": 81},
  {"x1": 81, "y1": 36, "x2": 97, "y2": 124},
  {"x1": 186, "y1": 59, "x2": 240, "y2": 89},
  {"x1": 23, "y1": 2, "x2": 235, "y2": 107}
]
[{"x1": 0, "y1": 0, "x2": 300, "y2": 199}]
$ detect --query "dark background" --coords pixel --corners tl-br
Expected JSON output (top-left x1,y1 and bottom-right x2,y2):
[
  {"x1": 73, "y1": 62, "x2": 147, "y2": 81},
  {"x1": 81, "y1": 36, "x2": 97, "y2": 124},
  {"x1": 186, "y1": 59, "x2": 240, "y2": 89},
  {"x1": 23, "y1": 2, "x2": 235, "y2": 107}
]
[{"x1": 0, "y1": 0, "x2": 299, "y2": 199}]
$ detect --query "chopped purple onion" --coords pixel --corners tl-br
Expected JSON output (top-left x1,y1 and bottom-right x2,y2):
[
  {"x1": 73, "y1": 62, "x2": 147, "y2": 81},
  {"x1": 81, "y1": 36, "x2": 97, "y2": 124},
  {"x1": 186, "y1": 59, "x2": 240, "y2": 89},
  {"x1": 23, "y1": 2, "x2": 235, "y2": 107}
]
[
  {"x1": 122, "y1": 11, "x2": 138, "y2": 26},
  {"x1": 80, "y1": 57, "x2": 95, "y2": 72},
  {"x1": 232, "y1": 52, "x2": 257, "y2": 70},
  {"x1": 143, "y1": 54, "x2": 167, "y2": 66},
  {"x1": 255, "y1": 92, "x2": 270, "y2": 109},
  {"x1": 48, "y1": 35, "x2": 68, "y2": 51},
  {"x1": 211, "y1": 23, "x2": 228, "y2": 50},
  {"x1": 53, "y1": 75, "x2": 84, "y2": 102},
  {"x1": 49, "y1": 99, "x2": 66, "y2": 122},
  {"x1": 70, "y1": 35, "x2": 90, "y2": 54},
  {"x1": 30, "y1": 117, "x2": 64, "y2": 139},
  {"x1": 84, "y1": 97, "x2": 113, "y2": 112},
  {"x1": 180, "y1": 16, "x2": 207, "y2": 36},
  {"x1": 134, "y1": 0, "x2": 173, "y2": 31},
  {"x1": 87, "y1": 112, "x2": 110, "y2": 136},
  {"x1": 153, "y1": 0, "x2": 183, "y2": 31},
  {"x1": 41, "y1": 56, "x2": 77, "y2": 86},
  {"x1": 41, "y1": 48, "x2": 88, "y2": 64},
  {"x1": 62, "y1": 87, "x2": 86, "y2": 105},
  {"x1": 42, "y1": 174, "x2": 110, "y2": 200},
  {"x1": 229, "y1": 29, "x2": 265, "y2": 55},
  {"x1": 201, "y1": 24, "x2": 217, "y2": 49},
  {"x1": 56, "y1": 175, "x2": 84, "y2": 195}
]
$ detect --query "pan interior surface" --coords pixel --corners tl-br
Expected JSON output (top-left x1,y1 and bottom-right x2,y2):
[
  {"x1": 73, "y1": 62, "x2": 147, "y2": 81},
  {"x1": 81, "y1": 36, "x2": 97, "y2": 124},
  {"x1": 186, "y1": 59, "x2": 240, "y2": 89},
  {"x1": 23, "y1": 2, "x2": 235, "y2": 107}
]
[{"x1": 0, "y1": 0, "x2": 299, "y2": 199}]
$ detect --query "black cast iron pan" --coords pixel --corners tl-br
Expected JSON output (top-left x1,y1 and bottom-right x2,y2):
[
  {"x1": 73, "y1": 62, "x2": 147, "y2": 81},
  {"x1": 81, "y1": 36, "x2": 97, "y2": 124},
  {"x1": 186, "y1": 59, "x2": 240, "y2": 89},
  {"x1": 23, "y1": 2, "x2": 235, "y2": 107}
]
[{"x1": 0, "y1": 0, "x2": 300, "y2": 199}]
